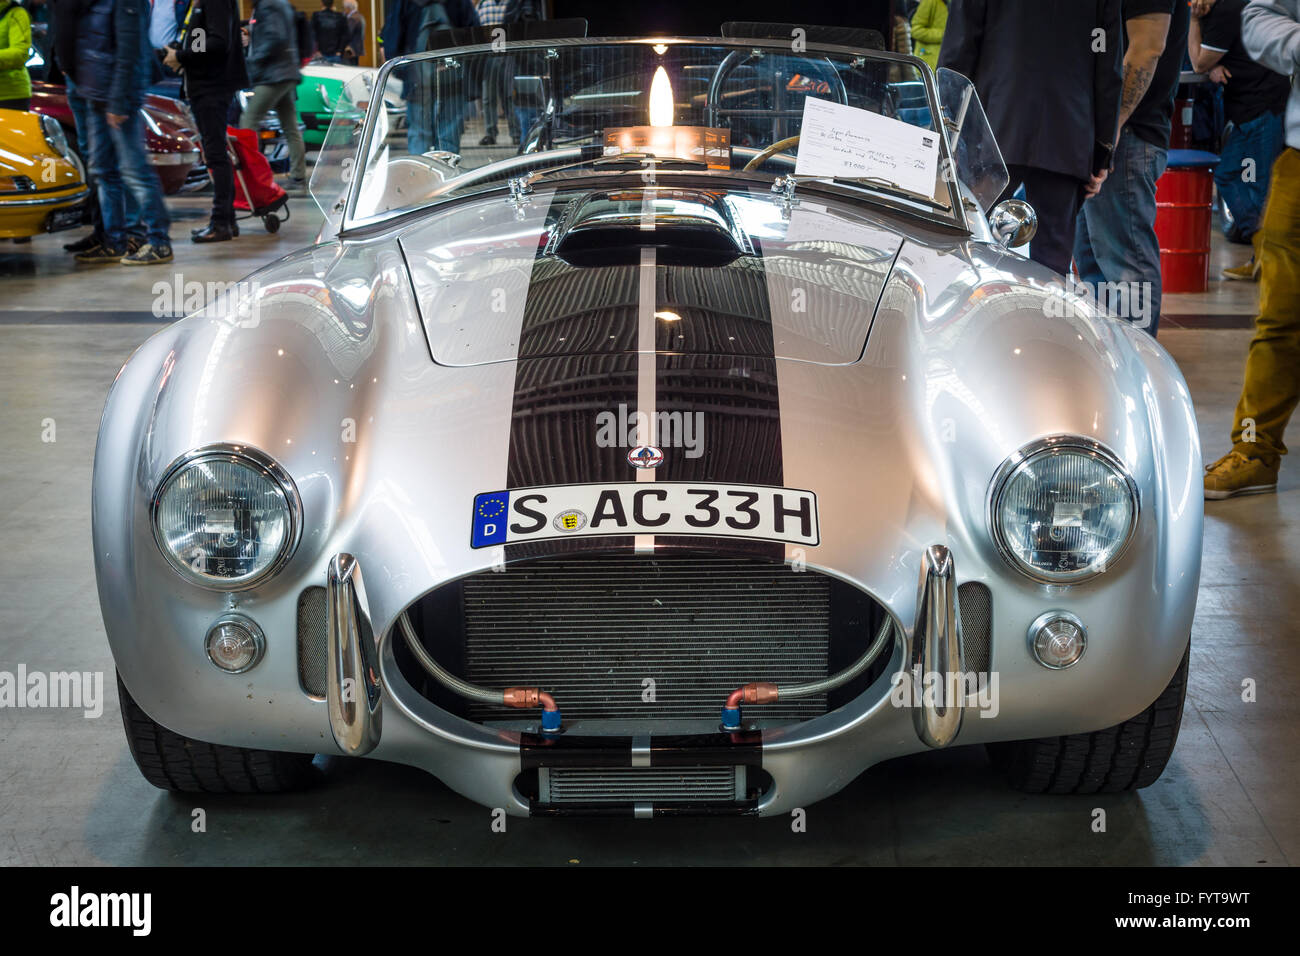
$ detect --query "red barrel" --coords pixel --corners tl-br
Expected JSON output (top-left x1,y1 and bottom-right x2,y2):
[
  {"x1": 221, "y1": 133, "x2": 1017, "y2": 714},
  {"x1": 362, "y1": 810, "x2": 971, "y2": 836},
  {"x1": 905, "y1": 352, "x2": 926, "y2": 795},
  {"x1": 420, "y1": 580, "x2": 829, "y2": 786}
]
[{"x1": 1155, "y1": 151, "x2": 1217, "y2": 294}]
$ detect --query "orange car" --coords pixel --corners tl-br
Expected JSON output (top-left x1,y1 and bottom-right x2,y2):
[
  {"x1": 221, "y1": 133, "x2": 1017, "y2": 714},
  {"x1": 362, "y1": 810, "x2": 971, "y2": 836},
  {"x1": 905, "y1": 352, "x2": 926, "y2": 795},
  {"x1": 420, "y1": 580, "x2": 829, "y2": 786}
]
[{"x1": 0, "y1": 108, "x2": 90, "y2": 240}]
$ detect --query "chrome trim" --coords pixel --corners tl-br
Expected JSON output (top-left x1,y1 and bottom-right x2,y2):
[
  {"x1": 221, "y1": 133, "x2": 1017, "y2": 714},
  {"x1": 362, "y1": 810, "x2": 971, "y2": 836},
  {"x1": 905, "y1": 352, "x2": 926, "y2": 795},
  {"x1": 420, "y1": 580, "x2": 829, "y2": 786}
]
[
  {"x1": 1027, "y1": 610, "x2": 1088, "y2": 670},
  {"x1": 632, "y1": 735, "x2": 651, "y2": 768},
  {"x1": 1, "y1": 187, "x2": 90, "y2": 207},
  {"x1": 989, "y1": 197, "x2": 1037, "y2": 248},
  {"x1": 910, "y1": 545, "x2": 963, "y2": 748},
  {"x1": 986, "y1": 434, "x2": 1141, "y2": 586},
  {"x1": 327, "y1": 553, "x2": 383, "y2": 756},
  {"x1": 204, "y1": 613, "x2": 266, "y2": 673},
  {"x1": 148, "y1": 152, "x2": 201, "y2": 166},
  {"x1": 148, "y1": 442, "x2": 303, "y2": 592}
]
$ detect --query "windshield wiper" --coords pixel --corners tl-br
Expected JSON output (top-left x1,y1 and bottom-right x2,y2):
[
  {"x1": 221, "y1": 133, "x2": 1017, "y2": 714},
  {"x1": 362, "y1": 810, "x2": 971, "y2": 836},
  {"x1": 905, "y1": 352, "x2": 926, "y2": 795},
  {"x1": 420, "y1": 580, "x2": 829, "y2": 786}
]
[{"x1": 828, "y1": 175, "x2": 950, "y2": 211}]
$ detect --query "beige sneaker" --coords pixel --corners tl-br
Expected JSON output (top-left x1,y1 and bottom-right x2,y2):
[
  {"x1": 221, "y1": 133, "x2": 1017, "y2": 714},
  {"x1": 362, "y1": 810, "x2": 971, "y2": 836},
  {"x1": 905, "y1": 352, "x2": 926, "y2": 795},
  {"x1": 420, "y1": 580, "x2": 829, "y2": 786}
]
[{"x1": 1204, "y1": 451, "x2": 1279, "y2": 499}]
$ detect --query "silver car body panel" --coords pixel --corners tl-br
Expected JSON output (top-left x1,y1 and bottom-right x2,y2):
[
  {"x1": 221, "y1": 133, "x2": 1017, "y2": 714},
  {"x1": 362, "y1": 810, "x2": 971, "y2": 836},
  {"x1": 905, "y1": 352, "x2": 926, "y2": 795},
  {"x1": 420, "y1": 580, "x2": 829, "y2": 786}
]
[{"x1": 94, "y1": 162, "x2": 1201, "y2": 816}]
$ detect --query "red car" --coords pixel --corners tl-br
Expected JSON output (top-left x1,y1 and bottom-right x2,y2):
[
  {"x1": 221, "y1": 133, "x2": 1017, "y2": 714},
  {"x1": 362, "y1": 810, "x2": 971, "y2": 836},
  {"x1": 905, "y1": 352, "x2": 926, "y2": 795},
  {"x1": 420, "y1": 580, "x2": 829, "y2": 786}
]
[{"x1": 29, "y1": 82, "x2": 201, "y2": 195}]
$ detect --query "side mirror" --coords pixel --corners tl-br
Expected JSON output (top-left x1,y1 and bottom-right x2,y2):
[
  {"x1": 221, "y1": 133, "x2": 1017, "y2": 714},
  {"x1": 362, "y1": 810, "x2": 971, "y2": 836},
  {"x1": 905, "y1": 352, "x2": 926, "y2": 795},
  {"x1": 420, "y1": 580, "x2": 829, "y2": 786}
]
[{"x1": 989, "y1": 198, "x2": 1037, "y2": 248}]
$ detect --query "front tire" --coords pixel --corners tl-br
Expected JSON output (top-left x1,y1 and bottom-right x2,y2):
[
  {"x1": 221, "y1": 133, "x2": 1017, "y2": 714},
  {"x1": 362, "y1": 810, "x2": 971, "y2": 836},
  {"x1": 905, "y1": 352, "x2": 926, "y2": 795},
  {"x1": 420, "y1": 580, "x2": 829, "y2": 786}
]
[
  {"x1": 987, "y1": 644, "x2": 1189, "y2": 794},
  {"x1": 117, "y1": 674, "x2": 317, "y2": 793}
]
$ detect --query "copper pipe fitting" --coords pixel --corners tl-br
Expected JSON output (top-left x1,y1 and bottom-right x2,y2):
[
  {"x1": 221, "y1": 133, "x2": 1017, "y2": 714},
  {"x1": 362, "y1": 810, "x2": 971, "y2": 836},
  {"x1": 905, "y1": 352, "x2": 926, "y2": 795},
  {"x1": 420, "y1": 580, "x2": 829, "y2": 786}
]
[
  {"x1": 502, "y1": 687, "x2": 560, "y2": 712},
  {"x1": 726, "y1": 682, "x2": 780, "y2": 708},
  {"x1": 502, "y1": 687, "x2": 541, "y2": 709}
]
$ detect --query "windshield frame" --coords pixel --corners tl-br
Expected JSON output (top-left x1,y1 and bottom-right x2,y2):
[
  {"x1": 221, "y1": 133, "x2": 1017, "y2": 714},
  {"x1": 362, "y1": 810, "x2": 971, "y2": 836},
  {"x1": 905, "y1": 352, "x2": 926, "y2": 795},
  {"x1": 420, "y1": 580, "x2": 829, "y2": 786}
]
[{"x1": 339, "y1": 36, "x2": 969, "y2": 235}]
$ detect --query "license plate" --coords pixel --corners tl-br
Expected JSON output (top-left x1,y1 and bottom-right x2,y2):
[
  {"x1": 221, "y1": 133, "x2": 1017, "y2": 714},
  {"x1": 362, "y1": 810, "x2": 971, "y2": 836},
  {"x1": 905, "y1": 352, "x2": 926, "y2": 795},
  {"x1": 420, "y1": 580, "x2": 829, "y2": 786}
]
[
  {"x1": 45, "y1": 205, "x2": 86, "y2": 233},
  {"x1": 470, "y1": 483, "x2": 819, "y2": 548}
]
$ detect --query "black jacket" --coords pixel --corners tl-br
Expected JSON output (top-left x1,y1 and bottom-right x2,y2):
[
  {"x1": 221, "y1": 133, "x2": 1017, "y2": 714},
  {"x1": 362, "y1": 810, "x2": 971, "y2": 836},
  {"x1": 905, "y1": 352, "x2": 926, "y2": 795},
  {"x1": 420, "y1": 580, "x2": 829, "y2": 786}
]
[
  {"x1": 248, "y1": 0, "x2": 300, "y2": 86},
  {"x1": 175, "y1": 0, "x2": 249, "y2": 98},
  {"x1": 56, "y1": 0, "x2": 158, "y2": 114},
  {"x1": 311, "y1": 7, "x2": 347, "y2": 56},
  {"x1": 939, "y1": 0, "x2": 1123, "y2": 180},
  {"x1": 381, "y1": 0, "x2": 478, "y2": 57}
]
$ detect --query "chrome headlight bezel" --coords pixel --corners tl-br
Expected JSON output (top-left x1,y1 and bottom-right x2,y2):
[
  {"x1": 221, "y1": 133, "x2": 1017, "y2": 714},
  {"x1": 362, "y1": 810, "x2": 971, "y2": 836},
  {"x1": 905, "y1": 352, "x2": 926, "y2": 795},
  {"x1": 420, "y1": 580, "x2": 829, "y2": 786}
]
[
  {"x1": 987, "y1": 435, "x2": 1140, "y2": 586},
  {"x1": 150, "y1": 443, "x2": 302, "y2": 591}
]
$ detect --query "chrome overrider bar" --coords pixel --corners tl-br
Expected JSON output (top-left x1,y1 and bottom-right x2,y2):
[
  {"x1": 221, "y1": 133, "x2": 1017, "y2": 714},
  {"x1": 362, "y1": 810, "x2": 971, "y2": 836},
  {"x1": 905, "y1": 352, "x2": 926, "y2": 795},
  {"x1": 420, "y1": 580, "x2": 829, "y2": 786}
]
[
  {"x1": 911, "y1": 545, "x2": 964, "y2": 748},
  {"x1": 327, "y1": 553, "x2": 383, "y2": 755}
]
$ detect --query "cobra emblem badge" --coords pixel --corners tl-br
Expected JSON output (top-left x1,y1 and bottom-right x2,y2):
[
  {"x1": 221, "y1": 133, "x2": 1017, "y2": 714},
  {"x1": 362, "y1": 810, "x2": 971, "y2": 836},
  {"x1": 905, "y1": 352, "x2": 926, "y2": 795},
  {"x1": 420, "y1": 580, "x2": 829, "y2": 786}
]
[{"x1": 628, "y1": 445, "x2": 664, "y2": 469}]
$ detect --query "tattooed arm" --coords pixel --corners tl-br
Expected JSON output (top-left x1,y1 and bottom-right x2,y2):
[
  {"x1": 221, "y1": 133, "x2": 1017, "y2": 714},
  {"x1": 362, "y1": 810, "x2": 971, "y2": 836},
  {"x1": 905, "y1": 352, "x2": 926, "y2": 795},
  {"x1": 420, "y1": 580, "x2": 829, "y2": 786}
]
[{"x1": 1117, "y1": 12, "x2": 1171, "y2": 130}]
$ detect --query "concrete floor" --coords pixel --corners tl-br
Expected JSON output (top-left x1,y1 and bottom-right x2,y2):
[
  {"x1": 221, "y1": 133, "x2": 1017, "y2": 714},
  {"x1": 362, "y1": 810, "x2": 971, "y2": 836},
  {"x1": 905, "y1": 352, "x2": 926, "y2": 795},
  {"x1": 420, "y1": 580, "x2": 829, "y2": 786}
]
[{"x1": 0, "y1": 193, "x2": 1295, "y2": 866}]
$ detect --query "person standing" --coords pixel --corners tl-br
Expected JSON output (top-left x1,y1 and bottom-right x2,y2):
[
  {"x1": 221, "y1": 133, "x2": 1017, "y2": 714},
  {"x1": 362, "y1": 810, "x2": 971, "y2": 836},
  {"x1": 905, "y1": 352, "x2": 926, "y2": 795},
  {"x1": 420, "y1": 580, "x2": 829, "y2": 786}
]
[
  {"x1": 1204, "y1": 0, "x2": 1300, "y2": 498},
  {"x1": 70, "y1": 0, "x2": 173, "y2": 264},
  {"x1": 311, "y1": 0, "x2": 346, "y2": 62},
  {"x1": 382, "y1": 0, "x2": 479, "y2": 153},
  {"x1": 243, "y1": 0, "x2": 306, "y2": 189},
  {"x1": 0, "y1": 0, "x2": 33, "y2": 109},
  {"x1": 166, "y1": 0, "x2": 248, "y2": 242},
  {"x1": 910, "y1": 0, "x2": 947, "y2": 71},
  {"x1": 475, "y1": 0, "x2": 509, "y2": 146},
  {"x1": 341, "y1": 0, "x2": 363, "y2": 65},
  {"x1": 941, "y1": 0, "x2": 1123, "y2": 277},
  {"x1": 1073, "y1": 0, "x2": 1190, "y2": 336},
  {"x1": 1189, "y1": 0, "x2": 1289, "y2": 279}
]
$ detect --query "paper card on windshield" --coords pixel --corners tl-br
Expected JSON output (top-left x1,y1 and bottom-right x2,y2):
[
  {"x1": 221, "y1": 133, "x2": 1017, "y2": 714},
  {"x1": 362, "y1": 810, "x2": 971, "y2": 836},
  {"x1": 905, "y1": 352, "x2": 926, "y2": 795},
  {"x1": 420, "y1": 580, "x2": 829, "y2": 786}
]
[{"x1": 794, "y1": 96, "x2": 940, "y2": 197}]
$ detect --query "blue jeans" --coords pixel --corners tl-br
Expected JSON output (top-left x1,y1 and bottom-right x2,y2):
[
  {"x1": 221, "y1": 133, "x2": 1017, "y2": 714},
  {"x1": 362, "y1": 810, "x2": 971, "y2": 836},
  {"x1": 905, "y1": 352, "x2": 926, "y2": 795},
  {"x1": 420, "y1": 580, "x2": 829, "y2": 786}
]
[
  {"x1": 1074, "y1": 128, "x2": 1167, "y2": 336},
  {"x1": 87, "y1": 108, "x2": 170, "y2": 247},
  {"x1": 1216, "y1": 110, "x2": 1285, "y2": 242}
]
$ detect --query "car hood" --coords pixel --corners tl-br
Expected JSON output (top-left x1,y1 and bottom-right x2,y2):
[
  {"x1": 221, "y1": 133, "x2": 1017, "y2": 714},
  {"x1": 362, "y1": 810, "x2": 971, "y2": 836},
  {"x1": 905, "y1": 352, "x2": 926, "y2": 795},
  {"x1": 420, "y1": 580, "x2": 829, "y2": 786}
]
[{"x1": 398, "y1": 184, "x2": 911, "y2": 367}]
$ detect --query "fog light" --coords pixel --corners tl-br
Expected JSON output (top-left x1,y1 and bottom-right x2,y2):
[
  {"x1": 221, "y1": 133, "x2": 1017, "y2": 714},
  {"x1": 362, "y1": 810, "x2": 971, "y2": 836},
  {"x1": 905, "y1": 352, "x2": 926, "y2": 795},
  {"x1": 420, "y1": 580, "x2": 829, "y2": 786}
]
[
  {"x1": 205, "y1": 615, "x2": 265, "y2": 673},
  {"x1": 1028, "y1": 611, "x2": 1086, "y2": 669}
]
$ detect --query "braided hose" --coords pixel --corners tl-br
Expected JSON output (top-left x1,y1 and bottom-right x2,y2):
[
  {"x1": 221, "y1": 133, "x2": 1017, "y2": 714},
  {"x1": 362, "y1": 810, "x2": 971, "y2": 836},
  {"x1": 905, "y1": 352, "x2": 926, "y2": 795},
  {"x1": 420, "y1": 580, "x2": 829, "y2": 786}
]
[{"x1": 398, "y1": 612, "x2": 561, "y2": 730}]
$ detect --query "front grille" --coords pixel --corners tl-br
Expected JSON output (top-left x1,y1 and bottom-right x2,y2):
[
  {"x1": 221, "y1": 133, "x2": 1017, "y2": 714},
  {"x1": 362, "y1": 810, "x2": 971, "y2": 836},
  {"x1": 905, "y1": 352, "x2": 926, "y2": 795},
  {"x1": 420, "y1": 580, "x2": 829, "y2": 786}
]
[
  {"x1": 540, "y1": 766, "x2": 743, "y2": 805},
  {"x1": 957, "y1": 582, "x2": 992, "y2": 675},
  {"x1": 296, "y1": 586, "x2": 327, "y2": 699},
  {"x1": 456, "y1": 554, "x2": 834, "y2": 722}
]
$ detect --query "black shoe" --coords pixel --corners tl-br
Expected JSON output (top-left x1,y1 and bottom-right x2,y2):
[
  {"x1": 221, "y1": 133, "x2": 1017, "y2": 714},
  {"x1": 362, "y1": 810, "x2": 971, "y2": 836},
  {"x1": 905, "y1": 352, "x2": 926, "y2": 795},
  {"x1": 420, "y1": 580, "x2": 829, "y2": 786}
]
[
  {"x1": 191, "y1": 222, "x2": 235, "y2": 243},
  {"x1": 74, "y1": 242, "x2": 128, "y2": 264},
  {"x1": 124, "y1": 235, "x2": 145, "y2": 255},
  {"x1": 64, "y1": 232, "x2": 102, "y2": 253},
  {"x1": 479, "y1": 134, "x2": 497, "y2": 146}
]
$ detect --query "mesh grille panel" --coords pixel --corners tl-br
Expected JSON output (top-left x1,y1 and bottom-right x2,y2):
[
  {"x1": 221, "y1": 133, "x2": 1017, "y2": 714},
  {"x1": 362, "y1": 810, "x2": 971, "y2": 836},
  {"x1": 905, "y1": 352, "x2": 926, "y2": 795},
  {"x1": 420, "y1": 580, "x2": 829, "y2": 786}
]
[
  {"x1": 957, "y1": 581, "x2": 992, "y2": 675},
  {"x1": 543, "y1": 766, "x2": 741, "y2": 804},
  {"x1": 297, "y1": 586, "x2": 328, "y2": 699},
  {"x1": 460, "y1": 555, "x2": 831, "y2": 721}
]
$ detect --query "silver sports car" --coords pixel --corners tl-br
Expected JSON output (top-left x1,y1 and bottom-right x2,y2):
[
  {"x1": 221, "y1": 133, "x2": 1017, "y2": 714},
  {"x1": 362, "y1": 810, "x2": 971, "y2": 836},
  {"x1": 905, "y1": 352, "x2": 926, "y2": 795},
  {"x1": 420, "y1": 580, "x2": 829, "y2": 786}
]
[{"x1": 94, "y1": 33, "x2": 1200, "y2": 816}]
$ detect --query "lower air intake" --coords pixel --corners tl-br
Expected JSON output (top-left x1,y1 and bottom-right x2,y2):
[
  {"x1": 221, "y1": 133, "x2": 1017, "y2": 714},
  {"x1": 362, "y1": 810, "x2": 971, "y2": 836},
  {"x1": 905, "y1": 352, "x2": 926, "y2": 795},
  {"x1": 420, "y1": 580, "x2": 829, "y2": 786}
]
[
  {"x1": 540, "y1": 766, "x2": 743, "y2": 805},
  {"x1": 957, "y1": 581, "x2": 993, "y2": 675},
  {"x1": 296, "y1": 586, "x2": 327, "y2": 699}
]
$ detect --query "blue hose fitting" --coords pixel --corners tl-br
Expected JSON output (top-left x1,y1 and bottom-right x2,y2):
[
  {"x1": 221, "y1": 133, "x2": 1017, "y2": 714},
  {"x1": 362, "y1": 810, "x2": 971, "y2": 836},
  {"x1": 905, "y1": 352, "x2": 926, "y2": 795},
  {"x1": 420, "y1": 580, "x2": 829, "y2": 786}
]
[
  {"x1": 720, "y1": 706, "x2": 741, "y2": 731},
  {"x1": 541, "y1": 708, "x2": 562, "y2": 733}
]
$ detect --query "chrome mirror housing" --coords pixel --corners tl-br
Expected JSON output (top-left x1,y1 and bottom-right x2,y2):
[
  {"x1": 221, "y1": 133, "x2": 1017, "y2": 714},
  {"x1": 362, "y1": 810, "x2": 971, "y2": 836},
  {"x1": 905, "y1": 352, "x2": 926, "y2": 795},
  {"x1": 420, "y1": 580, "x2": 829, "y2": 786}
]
[{"x1": 989, "y1": 198, "x2": 1038, "y2": 248}]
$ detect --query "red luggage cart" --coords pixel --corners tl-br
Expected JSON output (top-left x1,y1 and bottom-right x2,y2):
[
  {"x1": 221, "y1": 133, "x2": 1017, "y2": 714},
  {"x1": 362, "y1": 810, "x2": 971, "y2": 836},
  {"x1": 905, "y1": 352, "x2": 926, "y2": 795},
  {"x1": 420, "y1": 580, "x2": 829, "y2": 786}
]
[{"x1": 227, "y1": 126, "x2": 291, "y2": 233}]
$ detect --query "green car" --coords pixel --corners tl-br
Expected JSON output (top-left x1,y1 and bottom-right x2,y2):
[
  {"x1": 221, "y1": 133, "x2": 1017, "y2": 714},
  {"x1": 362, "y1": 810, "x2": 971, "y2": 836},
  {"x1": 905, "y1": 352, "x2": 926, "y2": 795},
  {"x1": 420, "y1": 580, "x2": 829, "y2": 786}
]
[{"x1": 297, "y1": 61, "x2": 404, "y2": 146}]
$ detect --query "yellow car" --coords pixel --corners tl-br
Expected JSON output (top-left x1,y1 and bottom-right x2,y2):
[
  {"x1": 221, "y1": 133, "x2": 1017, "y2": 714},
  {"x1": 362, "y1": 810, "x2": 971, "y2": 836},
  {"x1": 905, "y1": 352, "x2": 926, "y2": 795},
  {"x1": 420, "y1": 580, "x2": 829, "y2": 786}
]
[{"x1": 0, "y1": 108, "x2": 90, "y2": 240}]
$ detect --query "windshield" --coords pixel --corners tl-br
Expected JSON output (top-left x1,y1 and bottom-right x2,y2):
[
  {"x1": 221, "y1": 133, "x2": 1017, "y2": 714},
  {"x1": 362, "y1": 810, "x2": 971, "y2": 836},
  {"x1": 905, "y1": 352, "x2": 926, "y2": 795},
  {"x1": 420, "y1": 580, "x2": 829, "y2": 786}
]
[{"x1": 313, "y1": 39, "x2": 1000, "y2": 233}]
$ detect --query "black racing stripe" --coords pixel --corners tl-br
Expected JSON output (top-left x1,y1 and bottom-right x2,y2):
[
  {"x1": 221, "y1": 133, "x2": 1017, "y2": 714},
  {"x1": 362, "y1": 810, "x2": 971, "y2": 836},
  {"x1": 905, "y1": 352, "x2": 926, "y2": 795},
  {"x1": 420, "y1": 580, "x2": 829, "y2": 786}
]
[
  {"x1": 505, "y1": 216, "x2": 637, "y2": 559},
  {"x1": 653, "y1": 250, "x2": 784, "y2": 559}
]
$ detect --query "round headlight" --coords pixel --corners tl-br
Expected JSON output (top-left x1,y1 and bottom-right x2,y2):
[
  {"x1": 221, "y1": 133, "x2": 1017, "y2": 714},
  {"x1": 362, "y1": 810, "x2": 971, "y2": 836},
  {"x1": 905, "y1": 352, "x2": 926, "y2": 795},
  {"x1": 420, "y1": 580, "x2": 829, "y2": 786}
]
[
  {"x1": 39, "y1": 114, "x2": 72, "y2": 160},
  {"x1": 989, "y1": 436, "x2": 1138, "y2": 584},
  {"x1": 151, "y1": 445, "x2": 301, "y2": 590}
]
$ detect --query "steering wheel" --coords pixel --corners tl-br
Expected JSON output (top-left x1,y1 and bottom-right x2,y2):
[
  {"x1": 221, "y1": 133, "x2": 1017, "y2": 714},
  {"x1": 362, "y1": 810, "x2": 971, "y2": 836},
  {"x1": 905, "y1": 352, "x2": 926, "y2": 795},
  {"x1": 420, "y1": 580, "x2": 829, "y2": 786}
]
[{"x1": 742, "y1": 135, "x2": 801, "y2": 171}]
